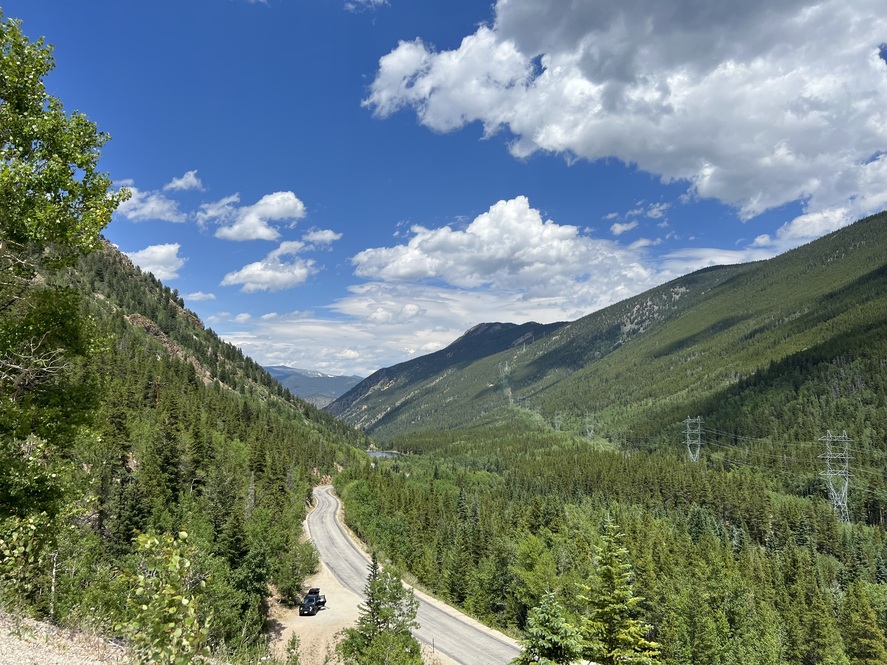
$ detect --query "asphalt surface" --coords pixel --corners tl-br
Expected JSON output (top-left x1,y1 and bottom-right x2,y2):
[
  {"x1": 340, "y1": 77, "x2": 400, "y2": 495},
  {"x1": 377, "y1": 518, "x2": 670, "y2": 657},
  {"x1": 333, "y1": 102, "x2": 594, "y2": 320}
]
[{"x1": 306, "y1": 485, "x2": 521, "y2": 665}]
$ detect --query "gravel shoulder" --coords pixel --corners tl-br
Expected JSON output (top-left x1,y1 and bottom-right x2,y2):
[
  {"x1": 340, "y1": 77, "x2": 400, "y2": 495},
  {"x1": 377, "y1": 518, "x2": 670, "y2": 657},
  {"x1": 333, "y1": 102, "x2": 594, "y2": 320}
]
[{"x1": 0, "y1": 612, "x2": 129, "y2": 665}]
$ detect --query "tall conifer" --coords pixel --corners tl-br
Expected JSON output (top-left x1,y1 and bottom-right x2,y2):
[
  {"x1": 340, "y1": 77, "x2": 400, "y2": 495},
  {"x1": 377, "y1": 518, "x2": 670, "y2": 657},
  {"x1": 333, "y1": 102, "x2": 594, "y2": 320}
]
[{"x1": 579, "y1": 517, "x2": 659, "y2": 665}]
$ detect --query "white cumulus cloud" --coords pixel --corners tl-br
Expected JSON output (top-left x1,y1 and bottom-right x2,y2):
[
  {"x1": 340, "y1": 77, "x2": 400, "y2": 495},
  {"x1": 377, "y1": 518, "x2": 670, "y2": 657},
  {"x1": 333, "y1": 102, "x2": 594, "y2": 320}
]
[
  {"x1": 353, "y1": 196, "x2": 659, "y2": 315},
  {"x1": 200, "y1": 191, "x2": 307, "y2": 241},
  {"x1": 221, "y1": 241, "x2": 318, "y2": 293},
  {"x1": 365, "y1": 0, "x2": 887, "y2": 238},
  {"x1": 116, "y1": 185, "x2": 186, "y2": 223},
  {"x1": 124, "y1": 243, "x2": 187, "y2": 280}
]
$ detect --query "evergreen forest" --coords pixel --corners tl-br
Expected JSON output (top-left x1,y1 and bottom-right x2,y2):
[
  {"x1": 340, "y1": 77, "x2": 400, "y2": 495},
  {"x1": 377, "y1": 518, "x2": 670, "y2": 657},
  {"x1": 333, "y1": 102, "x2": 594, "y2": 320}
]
[
  {"x1": 331, "y1": 212, "x2": 887, "y2": 663},
  {"x1": 0, "y1": 16, "x2": 366, "y2": 658}
]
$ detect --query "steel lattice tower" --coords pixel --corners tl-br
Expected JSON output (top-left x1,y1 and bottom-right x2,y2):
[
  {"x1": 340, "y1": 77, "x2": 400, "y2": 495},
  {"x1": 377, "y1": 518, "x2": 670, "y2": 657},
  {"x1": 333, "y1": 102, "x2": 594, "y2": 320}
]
[
  {"x1": 684, "y1": 416, "x2": 703, "y2": 462},
  {"x1": 819, "y1": 430, "x2": 851, "y2": 523}
]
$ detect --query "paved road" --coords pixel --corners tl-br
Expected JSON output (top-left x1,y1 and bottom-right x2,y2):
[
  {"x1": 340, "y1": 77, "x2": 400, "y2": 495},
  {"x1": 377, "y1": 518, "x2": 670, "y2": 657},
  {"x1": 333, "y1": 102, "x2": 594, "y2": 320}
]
[{"x1": 306, "y1": 485, "x2": 521, "y2": 665}]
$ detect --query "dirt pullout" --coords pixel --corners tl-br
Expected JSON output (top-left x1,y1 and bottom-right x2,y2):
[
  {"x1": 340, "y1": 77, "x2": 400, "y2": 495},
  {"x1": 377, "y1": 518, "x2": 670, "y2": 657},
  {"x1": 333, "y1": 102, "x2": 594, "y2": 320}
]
[
  {"x1": 268, "y1": 562, "x2": 458, "y2": 665},
  {"x1": 269, "y1": 561, "x2": 359, "y2": 664}
]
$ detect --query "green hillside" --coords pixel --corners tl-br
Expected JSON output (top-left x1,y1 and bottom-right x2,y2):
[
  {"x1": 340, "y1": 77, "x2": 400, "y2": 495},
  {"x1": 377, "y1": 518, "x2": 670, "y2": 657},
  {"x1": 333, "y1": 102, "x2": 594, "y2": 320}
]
[
  {"x1": 7, "y1": 13, "x2": 887, "y2": 663},
  {"x1": 2, "y1": 239, "x2": 368, "y2": 658},
  {"x1": 328, "y1": 320, "x2": 566, "y2": 429},
  {"x1": 331, "y1": 211, "x2": 887, "y2": 450}
]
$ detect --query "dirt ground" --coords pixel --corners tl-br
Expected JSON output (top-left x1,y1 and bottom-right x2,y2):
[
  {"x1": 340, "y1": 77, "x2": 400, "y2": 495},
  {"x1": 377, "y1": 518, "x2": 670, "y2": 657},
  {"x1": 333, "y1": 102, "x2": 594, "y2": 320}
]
[
  {"x1": 0, "y1": 612, "x2": 128, "y2": 665},
  {"x1": 268, "y1": 560, "x2": 358, "y2": 664},
  {"x1": 268, "y1": 499, "x2": 460, "y2": 665}
]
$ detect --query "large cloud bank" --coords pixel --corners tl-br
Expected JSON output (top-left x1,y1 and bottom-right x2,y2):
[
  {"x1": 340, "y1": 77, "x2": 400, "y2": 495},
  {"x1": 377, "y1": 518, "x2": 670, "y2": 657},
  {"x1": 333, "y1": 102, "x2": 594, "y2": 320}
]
[
  {"x1": 353, "y1": 195, "x2": 655, "y2": 311},
  {"x1": 365, "y1": 0, "x2": 887, "y2": 241}
]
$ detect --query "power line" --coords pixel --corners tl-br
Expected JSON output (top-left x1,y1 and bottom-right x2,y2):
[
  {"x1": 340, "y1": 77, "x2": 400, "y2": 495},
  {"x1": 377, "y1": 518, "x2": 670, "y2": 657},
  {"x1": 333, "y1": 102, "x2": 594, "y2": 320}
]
[{"x1": 701, "y1": 427, "x2": 818, "y2": 449}]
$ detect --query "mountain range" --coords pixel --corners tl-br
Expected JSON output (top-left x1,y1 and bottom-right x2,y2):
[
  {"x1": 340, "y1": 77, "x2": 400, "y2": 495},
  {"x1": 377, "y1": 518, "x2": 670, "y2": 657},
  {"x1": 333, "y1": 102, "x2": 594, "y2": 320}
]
[{"x1": 264, "y1": 365, "x2": 363, "y2": 407}]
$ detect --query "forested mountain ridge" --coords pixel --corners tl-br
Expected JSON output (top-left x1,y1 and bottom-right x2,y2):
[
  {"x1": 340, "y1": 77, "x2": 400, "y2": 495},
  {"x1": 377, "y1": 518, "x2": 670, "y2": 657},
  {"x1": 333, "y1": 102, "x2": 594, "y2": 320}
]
[
  {"x1": 332, "y1": 211, "x2": 887, "y2": 665},
  {"x1": 78, "y1": 239, "x2": 370, "y2": 447},
  {"x1": 329, "y1": 211, "x2": 887, "y2": 444},
  {"x1": 2, "y1": 236, "x2": 369, "y2": 657},
  {"x1": 328, "y1": 320, "x2": 567, "y2": 428}
]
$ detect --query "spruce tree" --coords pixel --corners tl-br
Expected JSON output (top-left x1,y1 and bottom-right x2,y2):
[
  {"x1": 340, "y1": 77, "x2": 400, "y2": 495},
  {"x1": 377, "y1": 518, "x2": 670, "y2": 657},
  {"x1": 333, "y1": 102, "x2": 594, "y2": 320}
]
[
  {"x1": 579, "y1": 517, "x2": 659, "y2": 665},
  {"x1": 512, "y1": 591, "x2": 583, "y2": 665},
  {"x1": 336, "y1": 552, "x2": 422, "y2": 665}
]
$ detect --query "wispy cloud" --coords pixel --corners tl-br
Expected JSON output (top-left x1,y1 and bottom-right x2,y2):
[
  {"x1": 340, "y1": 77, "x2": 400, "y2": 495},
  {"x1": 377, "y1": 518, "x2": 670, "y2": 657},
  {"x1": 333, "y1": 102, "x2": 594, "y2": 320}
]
[
  {"x1": 610, "y1": 221, "x2": 638, "y2": 236},
  {"x1": 115, "y1": 183, "x2": 186, "y2": 223},
  {"x1": 344, "y1": 0, "x2": 388, "y2": 12},
  {"x1": 184, "y1": 291, "x2": 216, "y2": 301},
  {"x1": 657, "y1": 246, "x2": 774, "y2": 275}
]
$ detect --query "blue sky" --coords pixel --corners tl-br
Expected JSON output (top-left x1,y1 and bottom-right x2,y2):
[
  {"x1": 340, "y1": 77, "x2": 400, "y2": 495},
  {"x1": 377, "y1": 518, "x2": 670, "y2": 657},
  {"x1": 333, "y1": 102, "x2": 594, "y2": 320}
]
[{"x1": 7, "y1": 0, "x2": 887, "y2": 376}]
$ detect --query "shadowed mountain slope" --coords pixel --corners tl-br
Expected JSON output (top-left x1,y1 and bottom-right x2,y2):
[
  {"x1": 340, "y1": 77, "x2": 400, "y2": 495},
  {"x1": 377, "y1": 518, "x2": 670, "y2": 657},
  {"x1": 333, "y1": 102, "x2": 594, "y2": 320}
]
[{"x1": 328, "y1": 211, "x2": 887, "y2": 444}]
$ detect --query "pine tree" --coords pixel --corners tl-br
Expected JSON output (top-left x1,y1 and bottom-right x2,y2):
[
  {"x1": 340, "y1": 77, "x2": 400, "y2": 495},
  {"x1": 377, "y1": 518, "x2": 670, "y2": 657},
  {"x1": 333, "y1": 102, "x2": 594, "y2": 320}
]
[
  {"x1": 579, "y1": 517, "x2": 659, "y2": 665},
  {"x1": 777, "y1": 544, "x2": 849, "y2": 665},
  {"x1": 512, "y1": 591, "x2": 583, "y2": 665}
]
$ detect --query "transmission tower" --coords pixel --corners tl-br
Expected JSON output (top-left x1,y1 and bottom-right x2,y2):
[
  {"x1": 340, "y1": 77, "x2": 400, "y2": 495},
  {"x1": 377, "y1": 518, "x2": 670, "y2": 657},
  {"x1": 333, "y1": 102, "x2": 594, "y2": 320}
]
[
  {"x1": 684, "y1": 416, "x2": 703, "y2": 462},
  {"x1": 819, "y1": 430, "x2": 851, "y2": 523}
]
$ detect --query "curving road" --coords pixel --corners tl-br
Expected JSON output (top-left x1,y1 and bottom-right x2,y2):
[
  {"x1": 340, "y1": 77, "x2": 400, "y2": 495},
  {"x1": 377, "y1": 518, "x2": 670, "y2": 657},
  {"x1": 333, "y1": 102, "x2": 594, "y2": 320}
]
[{"x1": 306, "y1": 485, "x2": 521, "y2": 665}]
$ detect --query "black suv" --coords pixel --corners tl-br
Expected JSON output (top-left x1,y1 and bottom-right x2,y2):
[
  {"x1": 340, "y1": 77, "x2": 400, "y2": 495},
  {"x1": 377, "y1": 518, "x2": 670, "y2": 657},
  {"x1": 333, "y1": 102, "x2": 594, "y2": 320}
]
[{"x1": 299, "y1": 587, "x2": 326, "y2": 616}]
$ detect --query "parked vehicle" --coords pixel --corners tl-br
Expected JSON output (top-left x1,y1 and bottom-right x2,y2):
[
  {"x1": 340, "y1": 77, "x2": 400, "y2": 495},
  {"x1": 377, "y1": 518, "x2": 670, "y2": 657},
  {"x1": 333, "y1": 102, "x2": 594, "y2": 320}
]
[{"x1": 299, "y1": 587, "x2": 327, "y2": 616}]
